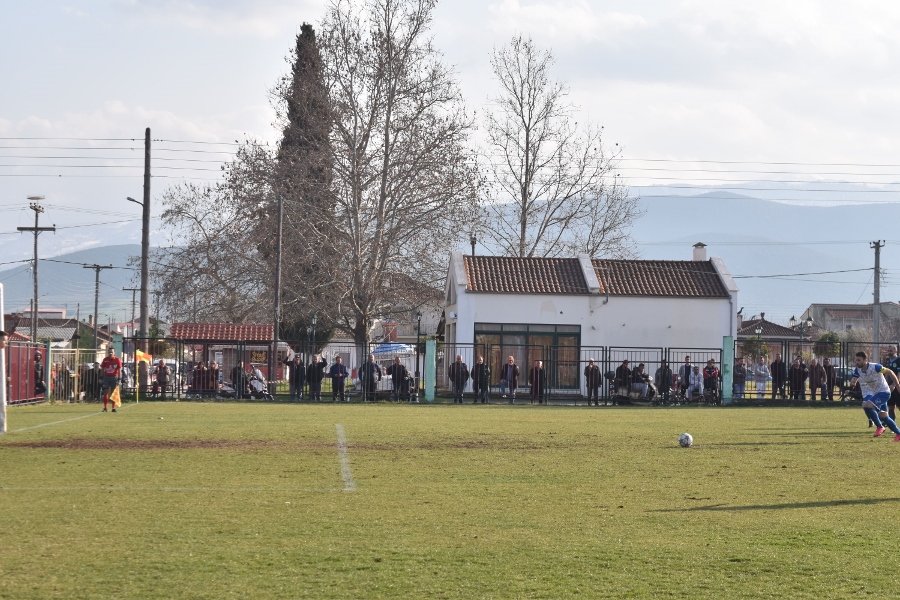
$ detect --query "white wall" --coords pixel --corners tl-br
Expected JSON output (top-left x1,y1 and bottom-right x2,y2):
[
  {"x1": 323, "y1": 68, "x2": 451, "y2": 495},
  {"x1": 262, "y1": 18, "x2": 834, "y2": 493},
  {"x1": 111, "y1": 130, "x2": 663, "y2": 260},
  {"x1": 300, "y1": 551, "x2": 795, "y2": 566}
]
[{"x1": 450, "y1": 292, "x2": 732, "y2": 349}]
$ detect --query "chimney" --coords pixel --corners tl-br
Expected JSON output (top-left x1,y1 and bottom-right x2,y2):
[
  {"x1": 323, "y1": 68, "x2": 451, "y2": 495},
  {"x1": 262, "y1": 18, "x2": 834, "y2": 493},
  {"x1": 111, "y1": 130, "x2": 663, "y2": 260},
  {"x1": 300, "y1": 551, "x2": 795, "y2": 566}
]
[
  {"x1": 692, "y1": 242, "x2": 707, "y2": 261},
  {"x1": 88, "y1": 314, "x2": 94, "y2": 326},
  {"x1": 760, "y1": 311, "x2": 766, "y2": 321}
]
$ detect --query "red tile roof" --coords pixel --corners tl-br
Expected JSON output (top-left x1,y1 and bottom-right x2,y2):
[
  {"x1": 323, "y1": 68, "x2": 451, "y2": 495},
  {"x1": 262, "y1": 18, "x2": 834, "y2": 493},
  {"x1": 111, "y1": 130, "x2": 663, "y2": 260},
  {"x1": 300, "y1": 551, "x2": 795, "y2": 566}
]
[
  {"x1": 8, "y1": 331, "x2": 30, "y2": 341},
  {"x1": 462, "y1": 255, "x2": 732, "y2": 298},
  {"x1": 738, "y1": 318, "x2": 802, "y2": 338},
  {"x1": 593, "y1": 259, "x2": 730, "y2": 298},
  {"x1": 464, "y1": 255, "x2": 590, "y2": 295},
  {"x1": 169, "y1": 323, "x2": 274, "y2": 342}
]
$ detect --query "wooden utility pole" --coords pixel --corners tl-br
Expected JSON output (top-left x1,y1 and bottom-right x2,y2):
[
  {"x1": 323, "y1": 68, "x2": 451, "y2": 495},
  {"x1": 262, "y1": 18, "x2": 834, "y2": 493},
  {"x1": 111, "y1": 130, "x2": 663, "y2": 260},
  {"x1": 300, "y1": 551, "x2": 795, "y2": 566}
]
[
  {"x1": 872, "y1": 240, "x2": 885, "y2": 359},
  {"x1": 17, "y1": 198, "x2": 55, "y2": 341},
  {"x1": 140, "y1": 128, "x2": 151, "y2": 349},
  {"x1": 123, "y1": 287, "x2": 140, "y2": 335},
  {"x1": 84, "y1": 264, "x2": 113, "y2": 352}
]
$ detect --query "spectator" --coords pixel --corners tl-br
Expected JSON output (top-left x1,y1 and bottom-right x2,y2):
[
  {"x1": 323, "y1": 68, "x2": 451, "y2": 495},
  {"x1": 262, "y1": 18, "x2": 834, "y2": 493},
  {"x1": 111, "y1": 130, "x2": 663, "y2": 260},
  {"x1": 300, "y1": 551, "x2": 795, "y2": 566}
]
[
  {"x1": 884, "y1": 346, "x2": 900, "y2": 420},
  {"x1": 190, "y1": 361, "x2": 206, "y2": 397},
  {"x1": 733, "y1": 357, "x2": 747, "y2": 400},
  {"x1": 231, "y1": 361, "x2": 249, "y2": 399},
  {"x1": 500, "y1": 356, "x2": 520, "y2": 404},
  {"x1": 329, "y1": 356, "x2": 349, "y2": 402},
  {"x1": 687, "y1": 365, "x2": 704, "y2": 401},
  {"x1": 678, "y1": 355, "x2": 693, "y2": 397},
  {"x1": 386, "y1": 356, "x2": 410, "y2": 402},
  {"x1": 529, "y1": 360, "x2": 546, "y2": 404},
  {"x1": 0, "y1": 330, "x2": 7, "y2": 349},
  {"x1": 702, "y1": 359, "x2": 720, "y2": 399},
  {"x1": 614, "y1": 359, "x2": 632, "y2": 395},
  {"x1": 34, "y1": 351, "x2": 46, "y2": 397},
  {"x1": 208, "y1": 361, "x2": 221, "y2": 398},
  {"x1": 448, "y1": 355, "x2": 469, "y2": 404},
  {"x1": 753, "y1": 356, "x2": 770, "y2": 399},
  {"x1": 654, "y1": 359, "x2": 674, "y2": 405},
  {"x1": 284, "y1": 353, "x2": 306, "y2": 401},
  {"x1": 808, "y1": 358, "x2": 827, "y2": 401},
  {"x1": 770, "y1": 353, "x2": 788, "y2": 399},
  {"x1": 788, "y1": 358, "x2": 808, "y2": 400},
  {"x1": 471, "y1": 356, "x2": 491, "y2": 404},
  {"x1": 151, "y1": 359, "x2": 169, "y2": 399},
  {"x1": 586, "y1": 358, "x2": 603, "y2": 406},
  {"x1": 822, "y1": 357, "x2": 836, "y2": 402},
  {"x1": 358, "y1": 354, "x2": 381, "y2": 402},
  {"x1": 631, "y1": 363, "x2": 650, "y2": 399},
  {"x1": 306, "y1": 354, "x2": 328, "y2": 402}
]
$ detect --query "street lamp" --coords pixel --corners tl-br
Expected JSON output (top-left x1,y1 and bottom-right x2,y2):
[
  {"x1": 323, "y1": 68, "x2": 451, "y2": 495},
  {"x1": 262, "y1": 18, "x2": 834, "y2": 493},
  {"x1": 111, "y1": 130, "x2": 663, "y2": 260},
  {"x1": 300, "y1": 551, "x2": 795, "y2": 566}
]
[
  {"x1": 415, "y1": 310, "x2": 422, "y2": 401},
  {"x1": 754, "y1": 325, "x2": 763, "y2": 359},
  {"x1": 127, "y1": 195, "x2": 149, "y2": 347}
]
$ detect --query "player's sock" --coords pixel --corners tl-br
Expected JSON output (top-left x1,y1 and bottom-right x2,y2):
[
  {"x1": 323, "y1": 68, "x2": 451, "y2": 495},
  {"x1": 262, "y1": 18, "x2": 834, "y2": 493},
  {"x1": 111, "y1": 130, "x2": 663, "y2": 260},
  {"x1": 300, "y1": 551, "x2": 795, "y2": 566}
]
[{"x1": 882, "y1": 416, "x2": 900, "y2": 435}]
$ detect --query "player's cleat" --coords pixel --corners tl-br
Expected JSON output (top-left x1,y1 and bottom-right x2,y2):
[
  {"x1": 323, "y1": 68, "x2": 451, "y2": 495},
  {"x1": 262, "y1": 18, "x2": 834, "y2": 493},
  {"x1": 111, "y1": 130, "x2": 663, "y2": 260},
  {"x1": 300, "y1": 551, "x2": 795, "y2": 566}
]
[
  {"x1": 111, "y1": 408, "x2": 117, "y2": 413},
  {"x1": 874, "y1": 426, "x2": 886, "y2": 437},
  {"x1": 102, "y1": 408, "x2": 107, "y2": 412},
  {"x1": 894, "y1": 434, "x2": 900, "y2": 442},
  {"x1": 868, "y1": 420, "x2": 874, "y2": 427}
]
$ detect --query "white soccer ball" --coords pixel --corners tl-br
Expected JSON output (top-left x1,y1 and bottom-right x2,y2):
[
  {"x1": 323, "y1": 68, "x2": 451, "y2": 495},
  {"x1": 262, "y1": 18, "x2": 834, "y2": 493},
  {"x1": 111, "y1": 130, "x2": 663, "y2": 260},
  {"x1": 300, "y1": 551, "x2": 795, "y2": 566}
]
[{"x1": 678, "y1": 433, "x2": 693, "y2": 448}]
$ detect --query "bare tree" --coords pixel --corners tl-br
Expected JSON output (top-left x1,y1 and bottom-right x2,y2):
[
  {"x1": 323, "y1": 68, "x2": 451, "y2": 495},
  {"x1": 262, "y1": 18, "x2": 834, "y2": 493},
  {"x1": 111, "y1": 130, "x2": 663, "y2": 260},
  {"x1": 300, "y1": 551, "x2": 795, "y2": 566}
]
[
  {"x1": 309, "y1": 0, "x2": 479, "y2": 350},
  {"x1": 484, "y1": 35, "x2": 639, "y2": 258},
  {"x1": 156, "y1": 142, "x2": 274, "y2": 324}
]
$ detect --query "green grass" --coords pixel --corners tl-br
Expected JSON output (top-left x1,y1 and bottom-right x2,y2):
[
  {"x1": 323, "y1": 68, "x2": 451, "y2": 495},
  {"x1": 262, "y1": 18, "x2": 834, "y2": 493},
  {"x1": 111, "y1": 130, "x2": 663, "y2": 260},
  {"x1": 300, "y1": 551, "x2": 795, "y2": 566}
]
[{"x1": 0, "y1": 402, "x2": 896, "y2": 599}]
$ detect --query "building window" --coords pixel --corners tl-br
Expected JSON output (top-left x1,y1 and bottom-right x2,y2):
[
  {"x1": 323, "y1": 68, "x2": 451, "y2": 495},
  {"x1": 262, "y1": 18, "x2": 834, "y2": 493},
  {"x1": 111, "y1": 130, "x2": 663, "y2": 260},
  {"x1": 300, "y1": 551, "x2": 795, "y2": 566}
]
[{"x1": 473, "y1": 323, "x2": 581, "y2": 389}]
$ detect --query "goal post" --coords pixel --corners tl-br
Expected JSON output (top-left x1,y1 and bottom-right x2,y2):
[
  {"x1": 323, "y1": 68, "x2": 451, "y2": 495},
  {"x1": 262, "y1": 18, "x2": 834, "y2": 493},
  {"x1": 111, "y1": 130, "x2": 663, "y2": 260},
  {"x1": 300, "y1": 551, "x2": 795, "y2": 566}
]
[{"x1": 1, "y1": 283, "x2": 7, "y2": 433}]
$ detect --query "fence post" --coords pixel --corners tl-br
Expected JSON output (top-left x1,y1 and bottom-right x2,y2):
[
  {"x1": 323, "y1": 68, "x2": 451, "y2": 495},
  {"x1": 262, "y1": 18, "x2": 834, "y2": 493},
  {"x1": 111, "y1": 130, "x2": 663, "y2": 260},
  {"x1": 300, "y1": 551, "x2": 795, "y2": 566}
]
[
  {"x1": 721, "y1": 336, "x2": 734, "y2": 405},
  {"x1": 424, "y1": 338, "x2": 436, "y2": 403}
]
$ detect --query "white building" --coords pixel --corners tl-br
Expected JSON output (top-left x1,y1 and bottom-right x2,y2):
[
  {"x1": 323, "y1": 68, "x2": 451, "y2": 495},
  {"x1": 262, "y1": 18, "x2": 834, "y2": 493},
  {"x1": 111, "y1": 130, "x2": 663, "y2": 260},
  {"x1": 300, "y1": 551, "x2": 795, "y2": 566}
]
[{"x1": 443, "y1": 244, "x2": 738, "y2": 391}]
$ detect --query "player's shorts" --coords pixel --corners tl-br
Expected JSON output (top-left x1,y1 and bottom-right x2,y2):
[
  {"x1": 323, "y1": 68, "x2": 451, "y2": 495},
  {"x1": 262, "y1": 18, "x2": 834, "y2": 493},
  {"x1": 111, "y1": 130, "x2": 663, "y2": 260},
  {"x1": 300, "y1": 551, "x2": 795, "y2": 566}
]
[
  {"x1": 101, "y1": 376, "x2": 118, "y2": 391},
  {"x1": 864, "y1": 391, "x2": 891, "y2": 412}
]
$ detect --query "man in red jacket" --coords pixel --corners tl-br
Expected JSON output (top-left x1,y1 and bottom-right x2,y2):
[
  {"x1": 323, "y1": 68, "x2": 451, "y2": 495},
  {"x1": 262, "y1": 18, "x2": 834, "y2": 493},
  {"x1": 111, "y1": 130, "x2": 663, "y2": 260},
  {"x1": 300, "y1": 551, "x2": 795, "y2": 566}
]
[{"x1": 100, "y1": 347, "x2": 123, "y2": 412}]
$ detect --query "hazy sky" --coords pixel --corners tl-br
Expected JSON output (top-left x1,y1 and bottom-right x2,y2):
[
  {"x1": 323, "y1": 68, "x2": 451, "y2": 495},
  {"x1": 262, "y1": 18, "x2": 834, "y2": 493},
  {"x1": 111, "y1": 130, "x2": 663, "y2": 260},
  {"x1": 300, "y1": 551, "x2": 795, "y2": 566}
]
[{"x1": 3, "y1": 0, "x2": 900, "y2": 318}]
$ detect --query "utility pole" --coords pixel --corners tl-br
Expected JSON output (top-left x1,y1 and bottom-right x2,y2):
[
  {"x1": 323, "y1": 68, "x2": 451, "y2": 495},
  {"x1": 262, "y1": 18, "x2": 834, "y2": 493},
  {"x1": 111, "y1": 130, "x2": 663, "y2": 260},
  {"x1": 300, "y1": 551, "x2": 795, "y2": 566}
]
[
  {"x1": 140, "y1": 128, "x2": 151, "y2": 349},
  {"x1": 84, "y1": 264, "x2": 113, "y2": 352},
  {"x1": 123, "y1": 287, "x2": 140, "y2": 335},
  {"x1": 17, "y1": 197, "x2": 55, "y2": 341},
  {"x1": 872, "y1": 240, "x2": 885, "y2": 359}
]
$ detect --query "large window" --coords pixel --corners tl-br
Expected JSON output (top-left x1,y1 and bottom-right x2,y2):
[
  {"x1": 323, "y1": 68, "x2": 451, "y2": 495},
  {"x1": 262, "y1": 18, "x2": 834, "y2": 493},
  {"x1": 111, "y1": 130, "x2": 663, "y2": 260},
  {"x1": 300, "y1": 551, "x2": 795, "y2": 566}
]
[{"x1": 474, "y1": 323, "x2": 581, "y2": 389}]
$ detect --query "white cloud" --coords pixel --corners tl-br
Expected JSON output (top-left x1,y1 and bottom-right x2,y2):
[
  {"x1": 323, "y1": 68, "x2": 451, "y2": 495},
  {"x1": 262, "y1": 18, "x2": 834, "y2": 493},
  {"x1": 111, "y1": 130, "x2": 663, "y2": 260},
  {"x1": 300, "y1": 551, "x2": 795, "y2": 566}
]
[{"x1": 487, "y1": 0, "x2": 647, "y2": 46}]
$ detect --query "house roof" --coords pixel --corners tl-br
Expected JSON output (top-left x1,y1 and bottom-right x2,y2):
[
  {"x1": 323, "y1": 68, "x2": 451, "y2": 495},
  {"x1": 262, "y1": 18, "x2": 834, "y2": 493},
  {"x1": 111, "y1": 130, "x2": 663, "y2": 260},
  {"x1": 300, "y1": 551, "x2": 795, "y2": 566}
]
[
  {"x1": 464, "y1": 255, "x2": 590, "y2": 295},
  {"x1": 8, "y1": 331, "x2": 29, "y2": 342},
  {"x1": 36, "y1": 326, "x2": 77, "y2": 342},
  {"x1": 462, "y1": 255, "x2": 732, "y2": 298},
  {"x1": 592, "y1": 259, "x2": 730, "y2": 298},
  {"x1": 169, "y1": 322, "x2": 274, "y2": 342},
  {"x1": 738, "y1": 318, "x2": 802, "y2": 339}
]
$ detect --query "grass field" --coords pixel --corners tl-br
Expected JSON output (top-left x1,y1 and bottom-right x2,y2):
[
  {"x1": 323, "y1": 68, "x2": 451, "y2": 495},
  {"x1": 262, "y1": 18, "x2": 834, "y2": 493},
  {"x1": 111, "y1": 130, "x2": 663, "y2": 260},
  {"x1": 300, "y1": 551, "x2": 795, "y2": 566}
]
[{"x1": 0, "y1": 402, "x2": 897, "y2": 599}]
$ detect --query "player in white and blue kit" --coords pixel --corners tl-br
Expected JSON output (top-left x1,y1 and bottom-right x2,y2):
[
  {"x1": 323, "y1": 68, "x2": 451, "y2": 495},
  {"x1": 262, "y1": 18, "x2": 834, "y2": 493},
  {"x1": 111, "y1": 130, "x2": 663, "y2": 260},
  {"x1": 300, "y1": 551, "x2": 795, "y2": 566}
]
[{"x1": 848, "y1": 351, "x2": 900, "y2": 441}]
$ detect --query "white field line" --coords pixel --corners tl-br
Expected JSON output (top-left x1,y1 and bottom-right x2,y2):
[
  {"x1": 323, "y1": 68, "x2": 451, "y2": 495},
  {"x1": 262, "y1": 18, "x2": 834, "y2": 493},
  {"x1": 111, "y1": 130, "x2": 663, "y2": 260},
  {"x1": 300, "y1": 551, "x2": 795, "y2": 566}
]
[
  {"x1": 335, "y1": 423, "x2": 357, "y2": 492},
  {"x1": 0, "y1": 485, "x2": 336, "y2": 494},
  {"x1": 7, "y1": 407, "x2": 120, "y2": 434}
]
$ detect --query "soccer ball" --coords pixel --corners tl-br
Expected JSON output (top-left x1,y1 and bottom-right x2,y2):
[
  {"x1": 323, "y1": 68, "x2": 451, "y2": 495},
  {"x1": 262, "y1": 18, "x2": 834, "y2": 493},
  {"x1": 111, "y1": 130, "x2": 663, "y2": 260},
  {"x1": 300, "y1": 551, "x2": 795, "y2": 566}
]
[{"x1": 678, "y1": 433, "x2": 693, "y2": 448}]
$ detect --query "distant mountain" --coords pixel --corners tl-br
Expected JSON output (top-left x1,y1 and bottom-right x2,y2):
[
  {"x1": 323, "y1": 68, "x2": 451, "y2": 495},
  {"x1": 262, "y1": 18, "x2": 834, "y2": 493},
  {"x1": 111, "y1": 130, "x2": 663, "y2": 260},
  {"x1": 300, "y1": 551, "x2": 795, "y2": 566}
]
[
  {"x1": 0, "y1": 244, "x2": 142, "y2": 322},
  {"x1": 633, "y1": 192, "x2": 900, "y2": 324}
]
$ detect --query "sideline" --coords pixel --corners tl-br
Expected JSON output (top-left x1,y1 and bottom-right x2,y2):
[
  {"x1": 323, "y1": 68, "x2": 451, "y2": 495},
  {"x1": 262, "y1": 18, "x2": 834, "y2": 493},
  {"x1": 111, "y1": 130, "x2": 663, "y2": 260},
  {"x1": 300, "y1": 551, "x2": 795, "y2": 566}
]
[
  {"x1": 335, "y1": 423, "x2": 357, "y2": 492},
  {"x1": 6, "y1": 403, "x2": 133, "y2": 434}
]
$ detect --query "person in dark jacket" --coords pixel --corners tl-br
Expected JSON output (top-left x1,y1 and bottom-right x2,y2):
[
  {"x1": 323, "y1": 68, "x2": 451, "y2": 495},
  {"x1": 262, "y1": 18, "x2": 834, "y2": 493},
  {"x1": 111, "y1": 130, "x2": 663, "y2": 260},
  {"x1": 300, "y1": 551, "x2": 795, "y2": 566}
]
[
  {"x1": 808, "y1": 358, "x2": 827, "y2": 401},
  {"x1": 359, "y1": 354, "x2": 382, "y2": 402},
  {"x1": 231, "y1": 361, "x2": 249, "y2": 399},
  {"x1": 770, "y1": 354, "x2": 788, "y2": 399},
  {"x1": 822, "y1": 357, "x2": 837, "y2": 402},
  {"x1": 448, "y1": 355, "x2": 469, "y2": 404},
  {"x1": 329, "y1": 356, "x2": 349, "y2": 402},
  {"x1": 677, "y1": 356, "x2": 692, "y2": 397},
  {"x1": 530, "y1": 360, "x2": 546, "y2": 404},
  {"x1": 614, "y1": 359, "x2": 632, "y2": 394},
  {"x1": 34, "y1": 352, "x2": 46, "y2": 396},
  {"x1": 471, "y1": 356, "x2": 491, "y2": 404},
  {"x1": 788, "y1": 358, "x2": 807, "y2": 400},
  {"x1": 306, "y1": 354, "x2": 328, "y2": 402},
  {"x1": 654, "y1": 360, "x2": 673, "y2": 405},
  {"x1": 585, "y1": 358, "x2": 603, "y2": 406},
  {"x1": 500, "y1": 356, "x2": 520, "y2": 404},
  {"x1": 284, "y1": 353, "x2": 306, "y2": 401},
  {"x1": 732, "y1": 357, "x2": 747, "y2": 400},
  {"x1": 386, "y1": 356, "x2": 410, "y2": 402}
]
